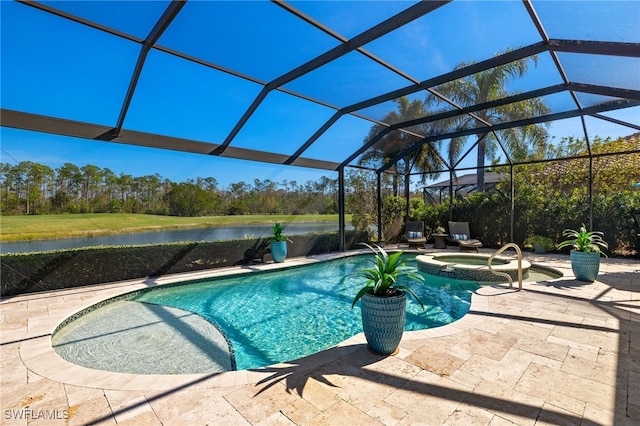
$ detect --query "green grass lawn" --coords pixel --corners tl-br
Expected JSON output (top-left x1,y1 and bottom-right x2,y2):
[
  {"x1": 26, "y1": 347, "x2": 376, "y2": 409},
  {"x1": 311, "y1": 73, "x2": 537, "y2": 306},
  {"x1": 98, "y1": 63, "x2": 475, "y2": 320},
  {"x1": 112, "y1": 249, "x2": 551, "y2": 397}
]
[{"x1": 0, "y1": 213, "x2": 345, "y2": 242}]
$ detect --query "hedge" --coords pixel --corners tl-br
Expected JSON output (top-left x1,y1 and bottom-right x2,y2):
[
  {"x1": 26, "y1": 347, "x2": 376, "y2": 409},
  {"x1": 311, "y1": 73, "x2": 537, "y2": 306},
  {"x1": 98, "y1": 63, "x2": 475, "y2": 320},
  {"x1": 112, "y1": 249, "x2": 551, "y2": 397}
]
[
  {"x1": 418, "y1": 190, "x2": 640, "y2": 255},
  {"x1": 0, "y1": 231, "x2": 370, "y2": 297}
]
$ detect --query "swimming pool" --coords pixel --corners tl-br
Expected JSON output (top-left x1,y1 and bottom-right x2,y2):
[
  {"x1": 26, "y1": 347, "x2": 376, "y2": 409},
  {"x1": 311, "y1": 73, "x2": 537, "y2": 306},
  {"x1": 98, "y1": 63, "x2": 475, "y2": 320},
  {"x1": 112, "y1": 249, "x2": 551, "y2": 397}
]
[
  {"x1": 52, "y1": 254, "x2": 478, "y2": 374},
  {"x1": 417, "y1": 253, "x2": 532, "y2": 282},
  {"x1": 416, "y1": 253, "x2": 561, "y2": 283}
]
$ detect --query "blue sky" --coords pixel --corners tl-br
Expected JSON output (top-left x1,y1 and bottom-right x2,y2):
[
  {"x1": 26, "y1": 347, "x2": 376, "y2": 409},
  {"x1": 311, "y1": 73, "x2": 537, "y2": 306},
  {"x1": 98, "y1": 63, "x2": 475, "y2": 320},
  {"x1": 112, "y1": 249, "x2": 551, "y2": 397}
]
[{"x1": 1, "y1": 0, "x2": 638, "y2": 189}]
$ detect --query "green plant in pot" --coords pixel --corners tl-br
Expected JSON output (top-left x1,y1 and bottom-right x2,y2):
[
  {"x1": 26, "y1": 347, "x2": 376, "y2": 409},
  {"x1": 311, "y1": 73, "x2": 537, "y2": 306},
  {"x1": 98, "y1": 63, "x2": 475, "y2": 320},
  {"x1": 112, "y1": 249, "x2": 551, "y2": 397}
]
[
  {"x1": 526, "y1": 235, "x2": 554, "y2": 254},
  {"x1": 351, "y1": 244, "x2": 425, "y2": 355},
  {"x1": 557, "y1": 224, "x2": 608, "y2": 282},
  {"x1": 267, "y1": 222, "x2": 292, "y2": 263}
]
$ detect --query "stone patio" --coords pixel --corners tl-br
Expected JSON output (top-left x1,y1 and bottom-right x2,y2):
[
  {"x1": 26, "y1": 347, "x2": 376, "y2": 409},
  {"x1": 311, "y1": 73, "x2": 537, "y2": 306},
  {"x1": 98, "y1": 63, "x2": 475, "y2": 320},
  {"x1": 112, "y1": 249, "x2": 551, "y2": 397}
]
[{"x1": 1, "y1": 249, "x2": 638, "y2": 425}]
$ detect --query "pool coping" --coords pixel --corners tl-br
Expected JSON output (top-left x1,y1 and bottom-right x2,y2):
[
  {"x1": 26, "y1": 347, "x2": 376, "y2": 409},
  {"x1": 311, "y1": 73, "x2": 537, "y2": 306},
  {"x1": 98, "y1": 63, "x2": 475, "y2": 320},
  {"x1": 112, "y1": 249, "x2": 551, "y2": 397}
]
[
  {"x1": 8, "y1": 248, "x2": 553, "y2": 392},
  {"x1": 416, "y1": 252, "x2": 533, "y2": 283}
]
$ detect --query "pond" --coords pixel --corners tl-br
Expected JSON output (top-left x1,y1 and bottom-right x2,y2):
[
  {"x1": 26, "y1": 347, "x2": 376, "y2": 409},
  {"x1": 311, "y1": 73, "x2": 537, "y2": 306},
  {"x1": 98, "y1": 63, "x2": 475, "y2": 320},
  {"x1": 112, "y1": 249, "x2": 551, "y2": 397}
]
[{"x1": 1, "y1": 223, "x2": 351, "y2": 254}]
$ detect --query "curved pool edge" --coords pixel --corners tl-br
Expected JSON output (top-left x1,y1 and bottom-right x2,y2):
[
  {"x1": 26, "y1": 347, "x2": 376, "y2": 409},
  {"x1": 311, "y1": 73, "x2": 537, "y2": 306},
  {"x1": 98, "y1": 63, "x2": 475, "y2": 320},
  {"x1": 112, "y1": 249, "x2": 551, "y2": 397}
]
[
  {"x1": 51, "y1": 300, "x2": 237, "y2": 374},
  {"x1": 17, "y1": 251, "x2": 365, "y2": 391},
  {"x1": 416, "y1": 253, "x2": 533, "y2": 282},
  {"x1": 16, "y1": 249, "x2": 504, "y2": 391}
]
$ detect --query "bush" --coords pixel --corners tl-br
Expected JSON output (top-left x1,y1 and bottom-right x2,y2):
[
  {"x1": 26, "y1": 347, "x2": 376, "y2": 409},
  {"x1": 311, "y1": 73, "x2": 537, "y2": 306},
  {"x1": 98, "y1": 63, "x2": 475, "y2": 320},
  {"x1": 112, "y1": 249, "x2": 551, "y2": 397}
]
[
  {"x1": 414, "y1": 189, "x2": 638, "y2": 254},
  {"x1": 381, "y1": 196, "x2": 405, "y2": 242},
  {"x1": 419, "y1": 203, "x2": 449, "y2": 235},
  {"x1": 0, "y1": 231, "x2": 370, "y2": 297}
]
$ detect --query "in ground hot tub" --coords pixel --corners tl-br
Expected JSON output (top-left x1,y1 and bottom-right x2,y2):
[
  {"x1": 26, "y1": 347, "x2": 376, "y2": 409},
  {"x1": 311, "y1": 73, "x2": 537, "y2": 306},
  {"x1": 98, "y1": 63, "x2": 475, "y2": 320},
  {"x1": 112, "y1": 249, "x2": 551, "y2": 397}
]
[{"x1": 416, "y1": 253, "x2": 531, "y2": 282}]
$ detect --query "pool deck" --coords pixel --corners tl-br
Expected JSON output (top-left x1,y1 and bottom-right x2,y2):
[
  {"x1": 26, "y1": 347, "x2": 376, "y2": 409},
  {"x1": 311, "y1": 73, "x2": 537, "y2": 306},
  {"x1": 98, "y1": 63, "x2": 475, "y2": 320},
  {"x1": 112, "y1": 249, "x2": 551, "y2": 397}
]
[{"x1": 1, "y1": 247, "x2": 638, "y2": 425}]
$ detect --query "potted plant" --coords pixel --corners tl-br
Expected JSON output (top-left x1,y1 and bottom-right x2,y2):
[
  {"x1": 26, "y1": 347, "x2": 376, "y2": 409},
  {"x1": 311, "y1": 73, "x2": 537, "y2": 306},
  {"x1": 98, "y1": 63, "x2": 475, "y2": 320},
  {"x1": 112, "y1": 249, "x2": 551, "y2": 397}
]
[
  {"x1": 267, "y1": 222, "x2": 291, "y2": 263},
  {"x1": 351, "y1": 244, "x2": 425, "y2": 355},
  {"x1": 526, "y1": 235, "x2": 554, "y2": 254},
  {"x1": 557, "y1": 224, "x2": 608, "y2": 282}
]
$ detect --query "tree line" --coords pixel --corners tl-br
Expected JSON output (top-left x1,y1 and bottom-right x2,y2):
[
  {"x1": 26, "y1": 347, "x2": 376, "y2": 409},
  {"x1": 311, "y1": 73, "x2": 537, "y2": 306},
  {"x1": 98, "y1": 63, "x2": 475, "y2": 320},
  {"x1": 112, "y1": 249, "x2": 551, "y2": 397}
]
[
  {"x1": 4, "y1": 49, "x2": 636, "y2": 222},
  {"x1": 0, "y1": 161, "x2": 342, "y2": 217}
]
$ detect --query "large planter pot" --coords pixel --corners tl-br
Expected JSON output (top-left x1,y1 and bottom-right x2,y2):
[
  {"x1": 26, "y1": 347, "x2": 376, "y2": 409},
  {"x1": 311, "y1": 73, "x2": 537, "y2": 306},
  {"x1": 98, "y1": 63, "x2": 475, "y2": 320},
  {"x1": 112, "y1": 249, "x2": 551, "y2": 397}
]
[
  {"x1": 533, "y1": 244, "x2": 547, "y2": 254},
  {"x1": 270, "y1": 241, "x2": 288, "y2": 263},
  {"x1": 570, "y1": 250, "x2": 601, "y2": 282},
  {"x1": 360, "y1": 291, "x2": 406, "y2": 355}
]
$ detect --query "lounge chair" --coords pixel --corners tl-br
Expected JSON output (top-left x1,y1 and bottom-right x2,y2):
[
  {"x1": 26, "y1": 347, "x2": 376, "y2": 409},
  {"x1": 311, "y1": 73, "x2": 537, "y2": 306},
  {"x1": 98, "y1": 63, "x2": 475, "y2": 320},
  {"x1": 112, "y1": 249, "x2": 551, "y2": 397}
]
[
  {"x1": 447, "y1": 221, "x2": 483, "y2": 252},
  {"x1": 406, "y1": 221, "x2": 426, "y2": 248}
]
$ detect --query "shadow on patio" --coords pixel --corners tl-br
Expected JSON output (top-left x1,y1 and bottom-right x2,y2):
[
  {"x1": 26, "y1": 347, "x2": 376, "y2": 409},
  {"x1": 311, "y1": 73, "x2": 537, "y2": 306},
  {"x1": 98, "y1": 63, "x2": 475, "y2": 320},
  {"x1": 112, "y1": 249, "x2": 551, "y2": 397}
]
[{"x1": 249, "y1": 273, "x2": 638, "y2": 424}]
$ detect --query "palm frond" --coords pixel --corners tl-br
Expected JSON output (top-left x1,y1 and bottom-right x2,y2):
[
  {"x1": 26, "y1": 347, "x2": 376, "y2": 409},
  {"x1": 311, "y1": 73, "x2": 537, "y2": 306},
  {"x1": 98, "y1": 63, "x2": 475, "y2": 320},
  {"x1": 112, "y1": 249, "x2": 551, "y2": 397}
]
[{"x1": 351, "y1": 244, "x2": 426, "y2": 309}]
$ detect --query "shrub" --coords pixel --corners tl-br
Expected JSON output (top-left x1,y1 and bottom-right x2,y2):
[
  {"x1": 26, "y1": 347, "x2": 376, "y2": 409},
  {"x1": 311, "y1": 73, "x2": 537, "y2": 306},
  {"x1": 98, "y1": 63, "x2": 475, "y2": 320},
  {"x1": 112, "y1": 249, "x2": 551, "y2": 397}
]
[{"x1": 0, "y1": 231, "x2": 370, "y2": 297}]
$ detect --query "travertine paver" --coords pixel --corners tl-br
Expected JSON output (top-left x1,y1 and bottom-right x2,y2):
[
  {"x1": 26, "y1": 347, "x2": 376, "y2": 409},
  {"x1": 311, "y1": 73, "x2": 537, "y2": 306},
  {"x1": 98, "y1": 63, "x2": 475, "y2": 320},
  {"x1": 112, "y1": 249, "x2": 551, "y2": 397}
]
[
  {"x1": 469, "y1": 379, "x2": 545, "y2": 426},
  {"x1": 384, "y1": 369, "x2": 473, "y2": 424},
  {"x1": 0, "y1": 250, "x2": 638, "y2": 425},
  {"x1": 64, "y1": 385, "x2": 112, "y2": 426}
]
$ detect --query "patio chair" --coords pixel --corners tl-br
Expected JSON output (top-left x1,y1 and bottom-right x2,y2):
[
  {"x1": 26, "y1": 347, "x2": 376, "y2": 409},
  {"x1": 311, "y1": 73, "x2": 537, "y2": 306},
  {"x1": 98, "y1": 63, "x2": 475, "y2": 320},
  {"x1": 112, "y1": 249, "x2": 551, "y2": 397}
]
[
  {"x1": 406, "y1": 221, "x2": 426, "y2": 248},
  {"x1": 447, "y1": 221, "x2": 483, "y2": 252}
]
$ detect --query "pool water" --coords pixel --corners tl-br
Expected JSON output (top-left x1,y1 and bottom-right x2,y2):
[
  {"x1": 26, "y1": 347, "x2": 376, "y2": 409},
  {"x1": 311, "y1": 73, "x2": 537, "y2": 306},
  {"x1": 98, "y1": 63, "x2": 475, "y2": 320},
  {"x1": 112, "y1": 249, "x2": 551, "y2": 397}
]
[{"x1": 52, "y1": 255, "x2": 478, "y2": 374}]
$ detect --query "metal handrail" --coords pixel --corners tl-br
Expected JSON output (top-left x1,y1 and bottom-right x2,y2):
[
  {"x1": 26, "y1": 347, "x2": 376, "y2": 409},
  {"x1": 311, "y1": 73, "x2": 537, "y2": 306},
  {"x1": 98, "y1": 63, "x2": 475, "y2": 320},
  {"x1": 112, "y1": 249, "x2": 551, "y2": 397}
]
[{"x1": 488, "y1": 243, "x2": 523, "y2": 290}]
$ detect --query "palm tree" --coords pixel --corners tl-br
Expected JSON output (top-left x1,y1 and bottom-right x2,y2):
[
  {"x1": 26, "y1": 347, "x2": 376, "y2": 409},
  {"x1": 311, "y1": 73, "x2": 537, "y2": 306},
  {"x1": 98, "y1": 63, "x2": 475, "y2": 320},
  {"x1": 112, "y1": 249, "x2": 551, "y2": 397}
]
[
  {"x1": 425, "y1": 51, "x2": 550, "y2": 191},
  {"x1": 360, "y1": 97, "x2": 444, "y2": 200}
]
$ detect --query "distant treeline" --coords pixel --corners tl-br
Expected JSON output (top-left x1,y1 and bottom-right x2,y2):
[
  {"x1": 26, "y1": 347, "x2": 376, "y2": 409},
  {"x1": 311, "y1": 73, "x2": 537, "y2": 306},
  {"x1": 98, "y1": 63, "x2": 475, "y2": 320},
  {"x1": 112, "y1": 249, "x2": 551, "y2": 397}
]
[{"x1": 0, "y1": 161, "x2": 342, "y2": 217}]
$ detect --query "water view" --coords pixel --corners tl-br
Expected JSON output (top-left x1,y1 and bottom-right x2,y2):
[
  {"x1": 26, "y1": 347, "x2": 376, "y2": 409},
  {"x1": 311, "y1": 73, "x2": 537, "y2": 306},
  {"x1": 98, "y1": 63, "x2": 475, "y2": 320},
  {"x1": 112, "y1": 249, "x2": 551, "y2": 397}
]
[{"x1": 1, "y1": 223, "x2": 350, "y2": 254}]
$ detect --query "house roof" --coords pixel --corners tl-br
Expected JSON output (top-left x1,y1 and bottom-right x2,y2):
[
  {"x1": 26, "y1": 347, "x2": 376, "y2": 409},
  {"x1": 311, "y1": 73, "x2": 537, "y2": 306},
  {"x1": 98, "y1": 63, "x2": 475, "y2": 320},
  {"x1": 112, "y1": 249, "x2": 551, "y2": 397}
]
[{"x1": 426, "y1": 172, "x2": 505, "y2": 190}]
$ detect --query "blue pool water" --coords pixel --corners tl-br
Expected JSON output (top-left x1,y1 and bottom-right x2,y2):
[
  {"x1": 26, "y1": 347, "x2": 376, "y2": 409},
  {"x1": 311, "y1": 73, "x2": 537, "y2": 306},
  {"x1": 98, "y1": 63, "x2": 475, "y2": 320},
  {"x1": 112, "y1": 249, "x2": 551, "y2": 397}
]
[
  {"x1": 129, "y1": 255, "x2": 478, "y2": 371},
  {"x1": 52, "y1": 254, "x2": 478, "y2": 374}
]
